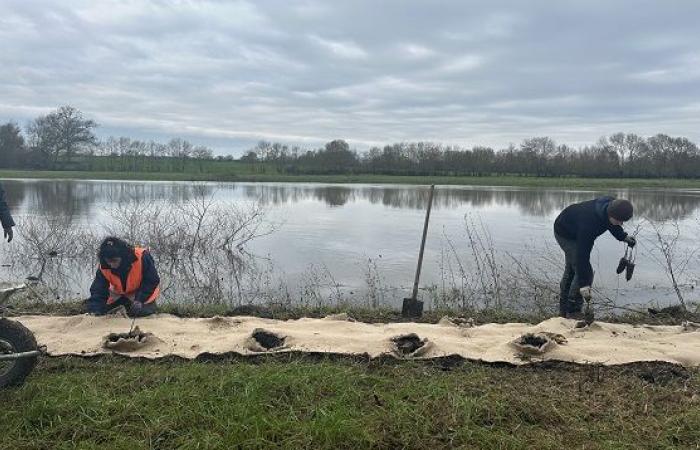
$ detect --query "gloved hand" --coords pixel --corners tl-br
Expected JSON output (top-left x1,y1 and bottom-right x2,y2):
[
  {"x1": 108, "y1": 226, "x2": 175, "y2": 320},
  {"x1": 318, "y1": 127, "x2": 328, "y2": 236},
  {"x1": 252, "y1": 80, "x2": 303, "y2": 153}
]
[
  {"x1": 130, "y1": 300, "x2": 143, "y2": 314},
  {"x1": 624, "y1": 235, "x2": 636, "y2": 248},
  {"x1": 579, "y1": 286, "x2": 592, "y2": 301},
  {"x1": 3, "y1": 226, "x2": 12, "y2": 243}
]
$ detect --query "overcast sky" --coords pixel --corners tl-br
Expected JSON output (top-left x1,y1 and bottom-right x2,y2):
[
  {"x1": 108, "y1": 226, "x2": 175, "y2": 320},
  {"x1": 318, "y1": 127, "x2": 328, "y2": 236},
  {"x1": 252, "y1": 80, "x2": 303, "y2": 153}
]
[{"x1": 2, "y1": 1, "x2": 699, "y2": 155}]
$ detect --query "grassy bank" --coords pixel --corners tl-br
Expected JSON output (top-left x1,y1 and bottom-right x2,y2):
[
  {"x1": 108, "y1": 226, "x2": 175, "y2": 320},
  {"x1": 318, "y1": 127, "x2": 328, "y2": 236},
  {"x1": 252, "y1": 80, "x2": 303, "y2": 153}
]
[
  {"x1": 1, "y1": 356, "x2": 698, "y2": 449},
  {"x1": 10, "y1": 298, "x2": 686, "y2": 326},
  {"x1": 3, "y1": 169, "x2": 700, "y2": 188}
]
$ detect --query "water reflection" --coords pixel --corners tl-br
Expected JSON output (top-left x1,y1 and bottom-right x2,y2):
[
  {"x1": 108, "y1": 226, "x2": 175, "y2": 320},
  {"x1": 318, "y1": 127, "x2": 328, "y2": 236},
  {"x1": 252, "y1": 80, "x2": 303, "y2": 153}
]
[
  {"x1": 3, "y1": 180, "x2": 700, "y2": 221},
  {"x1": 3, "y1": 180, "x2": 215, "y2": 218},
  {"x1": 232, "y1": 184, "x2": 700, "y2": 221}
]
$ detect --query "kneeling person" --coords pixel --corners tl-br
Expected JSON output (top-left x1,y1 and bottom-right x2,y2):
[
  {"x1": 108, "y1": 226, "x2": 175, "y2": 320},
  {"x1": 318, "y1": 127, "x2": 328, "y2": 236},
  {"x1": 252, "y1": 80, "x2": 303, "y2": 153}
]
[{"x1": 87, "y1": 237, "x2": 160, "y2": 317}]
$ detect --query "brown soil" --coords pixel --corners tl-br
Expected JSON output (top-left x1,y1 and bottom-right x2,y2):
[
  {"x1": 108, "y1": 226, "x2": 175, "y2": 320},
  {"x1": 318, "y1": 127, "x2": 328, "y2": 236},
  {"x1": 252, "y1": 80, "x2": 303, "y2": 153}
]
[
  {"x1": 392, "y1": 333, "x2": 425, "y2": 355},
  {"x1": 252, "y1": 329, "x2": 285, "y2": 349}
]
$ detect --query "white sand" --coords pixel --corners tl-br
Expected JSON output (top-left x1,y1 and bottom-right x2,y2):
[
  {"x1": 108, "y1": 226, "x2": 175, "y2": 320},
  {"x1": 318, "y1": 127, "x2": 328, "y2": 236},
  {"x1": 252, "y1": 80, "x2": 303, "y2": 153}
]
[{"x1": 13, "y1": 314, "x2": 700, "y2": 366}]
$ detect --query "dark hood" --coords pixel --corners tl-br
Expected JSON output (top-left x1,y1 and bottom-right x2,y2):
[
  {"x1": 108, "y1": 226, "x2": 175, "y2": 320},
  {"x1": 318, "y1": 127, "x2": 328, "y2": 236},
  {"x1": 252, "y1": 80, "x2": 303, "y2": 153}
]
[
  {"x1": 593, "y1": 196, "x2": 614, "y2": 222},
  {"x1": 98, "y1": 237, "x2": 136, "y2": 269}
]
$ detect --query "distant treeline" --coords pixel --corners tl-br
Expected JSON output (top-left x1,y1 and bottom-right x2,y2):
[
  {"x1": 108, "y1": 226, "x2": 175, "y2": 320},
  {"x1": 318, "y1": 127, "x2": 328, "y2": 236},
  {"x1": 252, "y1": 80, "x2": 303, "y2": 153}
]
[
  {"x1": 245, "y1": 135, "x2": 700, "y2": 178},
  {"x1": 2, "y1": 105, "x2": 700, "y2": 178}
]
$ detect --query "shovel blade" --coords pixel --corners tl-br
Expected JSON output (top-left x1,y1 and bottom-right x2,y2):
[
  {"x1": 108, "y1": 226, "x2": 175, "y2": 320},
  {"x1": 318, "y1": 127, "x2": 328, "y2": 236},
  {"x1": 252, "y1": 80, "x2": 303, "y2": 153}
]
[{"x1": 402, "y1": 298, "x2": 424, "y2": 318}]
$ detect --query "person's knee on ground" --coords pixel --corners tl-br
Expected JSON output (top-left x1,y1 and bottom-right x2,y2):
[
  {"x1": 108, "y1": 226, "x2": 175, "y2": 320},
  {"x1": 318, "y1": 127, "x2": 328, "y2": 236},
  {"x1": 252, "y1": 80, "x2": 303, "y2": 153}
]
[{"x1": 85, "y1": 298, "x2": 108, "y2": 315}]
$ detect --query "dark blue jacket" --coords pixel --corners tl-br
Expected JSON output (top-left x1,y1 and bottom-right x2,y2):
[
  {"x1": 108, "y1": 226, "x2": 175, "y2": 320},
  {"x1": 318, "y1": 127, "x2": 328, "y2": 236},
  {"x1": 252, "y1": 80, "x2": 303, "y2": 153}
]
[
  {"x1": 0, "y1": 183, "x2": 15, "y2": 229},
  {"x1": 87, "y1": 250, "x2": 160, "y2": 312},
  {"x1": 554, "y1": 196, "x2": 628, "y2": 287}
]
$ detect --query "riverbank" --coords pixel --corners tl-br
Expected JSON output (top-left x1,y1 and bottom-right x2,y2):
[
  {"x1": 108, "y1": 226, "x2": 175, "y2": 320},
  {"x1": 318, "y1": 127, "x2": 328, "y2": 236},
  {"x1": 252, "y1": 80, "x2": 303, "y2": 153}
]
[
  {"x1": 7, "y1": 299, "x2": 688, "y2": 326},
  {"x1": 3, "y1": 169, "x2": 700, "y2": 188},
  {"x1": 1, "y1": 356, "x2": 698, "y2": 449}
]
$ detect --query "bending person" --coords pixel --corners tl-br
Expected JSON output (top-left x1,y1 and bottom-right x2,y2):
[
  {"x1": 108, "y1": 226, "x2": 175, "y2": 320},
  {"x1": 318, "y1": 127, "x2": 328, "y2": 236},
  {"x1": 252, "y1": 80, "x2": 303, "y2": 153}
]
[
  {"x1": 554, "y1": 197, "x2": 635, "y2": 319},
  {"x1": 87, "y1": 237, "x2": 160, "y2": 317}
]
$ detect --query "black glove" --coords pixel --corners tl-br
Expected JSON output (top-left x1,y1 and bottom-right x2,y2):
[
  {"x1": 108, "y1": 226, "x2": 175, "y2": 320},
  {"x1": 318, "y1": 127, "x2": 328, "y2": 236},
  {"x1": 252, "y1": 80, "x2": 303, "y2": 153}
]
[
  {"x1": 3, "y1": 226, "x2": 12, "y2": 243},
  {"x1": 130, "y1": 300, "x2": 143, "y2": 314},
  {"x1": 624, "y1": 235, "x2": 636, "y2": 248}
]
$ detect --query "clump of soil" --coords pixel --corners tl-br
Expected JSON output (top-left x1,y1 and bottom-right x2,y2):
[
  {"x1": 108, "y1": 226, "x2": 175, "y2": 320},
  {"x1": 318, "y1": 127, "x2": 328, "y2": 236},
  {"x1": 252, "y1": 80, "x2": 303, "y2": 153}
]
[
  {"x1": 251, "y1": 329, "x2": 285, "y2": 350},
  {"x1": 103, "y1": 327, "x2": 153, "y2": 351},
  {"x1": 521, "y1": 334, "x2": 548, "y2": 348},
  {"x1": 512, "y1": 332, "x2": 565, "y2": 355},
  {"x1": 391, "y1": 333, "x2": 428, "y2": 356},
  {"x1": 438, "y1": 316, "x2": 475, "y2": 328}
]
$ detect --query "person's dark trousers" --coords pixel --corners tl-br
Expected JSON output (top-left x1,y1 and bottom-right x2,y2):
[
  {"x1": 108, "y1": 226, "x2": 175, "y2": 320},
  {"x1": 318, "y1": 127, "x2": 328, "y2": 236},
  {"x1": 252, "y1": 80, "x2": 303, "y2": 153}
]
[
  {"x1": 86, "y1": 296, "x2": 157, "y2": 317},
  {"x1": 555, "y1": 232, "x2": 587, "y2": 317}
]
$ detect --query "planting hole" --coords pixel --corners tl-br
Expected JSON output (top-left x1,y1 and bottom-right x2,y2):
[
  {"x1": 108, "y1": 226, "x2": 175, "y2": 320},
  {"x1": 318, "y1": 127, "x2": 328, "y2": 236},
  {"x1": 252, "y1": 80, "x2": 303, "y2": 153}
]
[
  {"x1": 103, "y1": 327, "x2": 154, "y2": 351},
  {"x1": 392, "y1": 333, "x2": 425, "y2": 355},
  {"x1": 511, "y1": 332, "x2": 562, "y2": 355},
  {"x1": 252, "y1": 329, "x2": 285, "y2": 350},
  {"x1": 520, "y1": 334, "x2": 548, "y2": 349}
]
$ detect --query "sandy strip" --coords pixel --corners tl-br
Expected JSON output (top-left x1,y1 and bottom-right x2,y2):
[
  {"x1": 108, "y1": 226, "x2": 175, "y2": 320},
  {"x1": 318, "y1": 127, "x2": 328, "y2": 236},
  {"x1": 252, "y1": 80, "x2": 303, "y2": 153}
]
[{"x1": 12, "y1": 314, "x2": 700, "y2": 366}]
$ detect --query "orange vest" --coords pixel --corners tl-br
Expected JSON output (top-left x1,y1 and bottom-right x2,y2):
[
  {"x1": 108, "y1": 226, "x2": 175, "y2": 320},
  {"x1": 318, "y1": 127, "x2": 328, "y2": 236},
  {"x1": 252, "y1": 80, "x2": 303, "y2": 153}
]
[{"x1": 100, "y1": 247, "x2": 160, "y2": 304}]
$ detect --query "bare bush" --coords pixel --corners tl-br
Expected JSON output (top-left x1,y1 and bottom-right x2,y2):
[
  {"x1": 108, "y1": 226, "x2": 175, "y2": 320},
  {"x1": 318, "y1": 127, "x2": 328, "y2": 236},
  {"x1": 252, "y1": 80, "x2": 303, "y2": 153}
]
[
  {"x1": 8, "y1": 214, "x2": 96, "y2": 300},
  {"x1": 644, "y1": 219, "x2": 697, "y2": 315},
  {"x1": 103, "y1": 189, "x2": 275, "y2": 305},
  {"x1": 464, "y1": 214, "x2": 504, "y2": 309},
  {"x1": 432, "y1": 215, "x2": 559, "y2": 315},
  {"x1": 363, "y1": 256, "x2": 386, "y2": 308},
  {"x1": 4, "y1": 189, "x2": 276, "y2": 306},
  {"x1": 436, "y1": 232, "x2": 475, "y2": 310},
  {"x1": 297, "y1": 263, "x2": 349, "y2": 308}
]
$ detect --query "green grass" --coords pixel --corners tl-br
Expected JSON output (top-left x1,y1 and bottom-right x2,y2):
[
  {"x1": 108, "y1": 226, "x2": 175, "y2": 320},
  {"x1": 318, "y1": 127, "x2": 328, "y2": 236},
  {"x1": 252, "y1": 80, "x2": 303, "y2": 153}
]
[
  {"x1": 3, "y1": 169, "x2": 700, "y2": 188},
  {"x1": 1, "y1": 356, "x2": 698, "y2": 449}
]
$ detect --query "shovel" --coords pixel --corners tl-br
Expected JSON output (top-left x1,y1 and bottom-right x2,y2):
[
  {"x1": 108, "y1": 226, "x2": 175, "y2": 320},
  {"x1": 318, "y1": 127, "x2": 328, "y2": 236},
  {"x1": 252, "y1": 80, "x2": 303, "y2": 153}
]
[{"x1": 402, "y1": 185, "x2": 435, "y2": 318}]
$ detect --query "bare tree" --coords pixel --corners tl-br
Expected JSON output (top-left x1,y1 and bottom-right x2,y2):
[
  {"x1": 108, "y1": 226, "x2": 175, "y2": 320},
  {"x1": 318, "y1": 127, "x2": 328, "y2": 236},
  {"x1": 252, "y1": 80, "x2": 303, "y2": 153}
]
[{"x1": 26, "y1": 106, "x2": 97, "y2": 167}]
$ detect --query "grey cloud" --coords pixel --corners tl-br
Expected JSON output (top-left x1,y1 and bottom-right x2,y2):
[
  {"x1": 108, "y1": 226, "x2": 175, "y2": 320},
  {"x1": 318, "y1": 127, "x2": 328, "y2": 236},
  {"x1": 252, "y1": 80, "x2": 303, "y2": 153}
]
[{"x1": 1, "y1": 0, "x2": 699, "y2": 155}]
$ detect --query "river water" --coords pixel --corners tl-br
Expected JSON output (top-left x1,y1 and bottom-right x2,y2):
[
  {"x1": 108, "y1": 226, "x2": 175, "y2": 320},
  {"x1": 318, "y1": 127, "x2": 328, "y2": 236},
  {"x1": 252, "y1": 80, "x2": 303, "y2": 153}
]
[{"x1": 2, "y1": 179, "x2": 699, "y2": 310}]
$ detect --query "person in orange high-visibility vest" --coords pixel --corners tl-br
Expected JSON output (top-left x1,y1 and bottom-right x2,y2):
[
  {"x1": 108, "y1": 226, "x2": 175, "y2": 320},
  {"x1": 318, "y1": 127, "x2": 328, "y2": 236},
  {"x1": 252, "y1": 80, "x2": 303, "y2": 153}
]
[{"x1": 86, "y1": 237, "x2": 160, "y2": 317}]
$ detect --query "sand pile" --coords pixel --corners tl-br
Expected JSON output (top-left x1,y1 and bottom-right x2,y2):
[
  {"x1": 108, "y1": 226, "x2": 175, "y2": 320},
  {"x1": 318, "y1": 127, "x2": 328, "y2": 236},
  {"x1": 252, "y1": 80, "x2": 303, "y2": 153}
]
[{"x1": 12, "y1": 314, "x2": 700, "y2": 366}]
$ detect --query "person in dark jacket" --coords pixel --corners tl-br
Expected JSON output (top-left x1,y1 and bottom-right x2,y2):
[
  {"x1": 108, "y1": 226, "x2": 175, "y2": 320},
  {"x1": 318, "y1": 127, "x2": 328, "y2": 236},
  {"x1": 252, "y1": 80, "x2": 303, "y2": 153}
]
[
  {"x1": 554, "y1": 197, "x2": 636, "y2": 318},
  {"x1": 87, "y1": 237, "x2": 161, "y2": 317},
  {"x1": 0, "y1": 183, "x2": 15, "y2": 243}
]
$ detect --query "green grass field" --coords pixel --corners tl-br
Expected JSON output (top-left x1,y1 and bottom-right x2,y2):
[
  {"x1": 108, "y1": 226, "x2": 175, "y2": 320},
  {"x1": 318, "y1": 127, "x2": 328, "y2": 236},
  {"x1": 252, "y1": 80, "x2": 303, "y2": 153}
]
[
  {"x1": 1, "y1": 356, "x2": 698, "y2": 449},
  {"x1": 2, "y1": 169, "x2": 700, "y2": 188}
]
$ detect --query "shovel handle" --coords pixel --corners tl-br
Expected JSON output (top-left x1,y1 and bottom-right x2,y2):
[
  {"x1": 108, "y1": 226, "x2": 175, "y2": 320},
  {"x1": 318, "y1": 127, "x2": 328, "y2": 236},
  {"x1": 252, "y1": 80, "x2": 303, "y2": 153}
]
[{"x1": 411, "y1": 185, "x2": 435, "y2": 301}]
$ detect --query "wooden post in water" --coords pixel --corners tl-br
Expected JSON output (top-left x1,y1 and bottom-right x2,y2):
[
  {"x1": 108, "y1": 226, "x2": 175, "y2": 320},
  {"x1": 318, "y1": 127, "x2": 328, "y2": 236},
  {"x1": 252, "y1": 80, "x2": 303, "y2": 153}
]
[{"x1": 402, "y1": 184, "x2": 435, "y2": 318}]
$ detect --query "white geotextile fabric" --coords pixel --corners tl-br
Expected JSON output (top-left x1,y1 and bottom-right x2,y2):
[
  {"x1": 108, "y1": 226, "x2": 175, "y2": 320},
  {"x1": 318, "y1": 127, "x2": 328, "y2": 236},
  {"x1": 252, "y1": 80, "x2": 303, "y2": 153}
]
[{"x1": 14, "y1": 314, "x2": 700, "y2": 366}]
